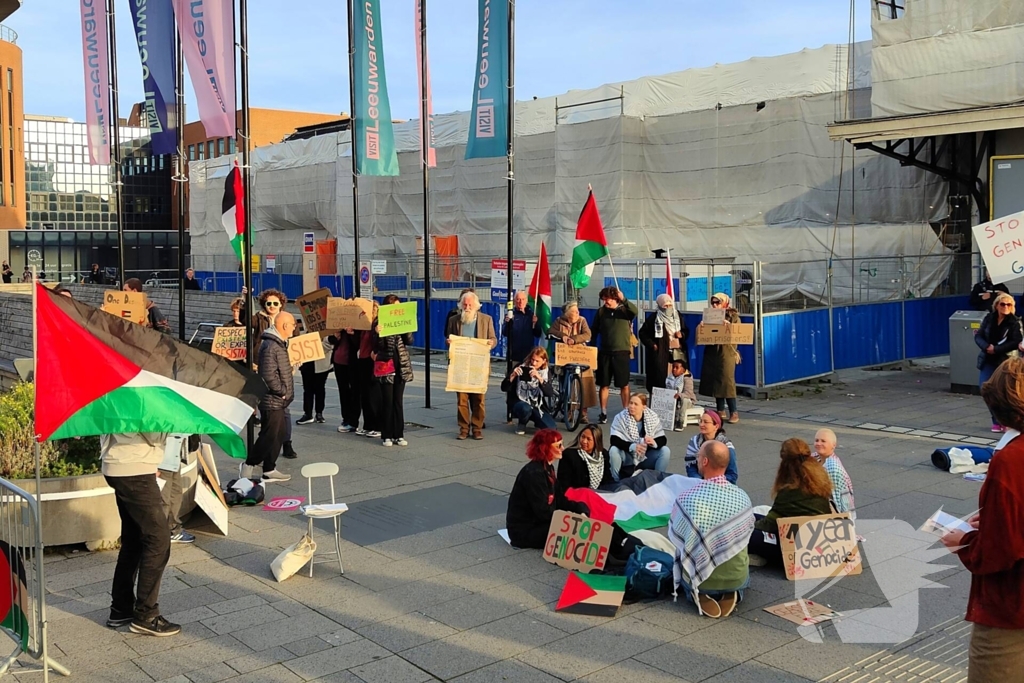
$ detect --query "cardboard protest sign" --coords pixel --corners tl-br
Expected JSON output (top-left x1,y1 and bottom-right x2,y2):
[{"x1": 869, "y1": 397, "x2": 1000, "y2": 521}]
[
  {"x1": 555, "y1": 571, "x2": 625, "y2": 617},
  {"x1": 702, "y1": 307, "x2": 725, "y2": 325},
  {"x1": 296, "y1": 288, "x2": 331, "y2": 337},
  {"x1": 972, "y1": 210, "x2": 1024, "y2": 285},
  {"x1": 650, "y1": 387, "x2": 676, "y2": 429},
  {"x1": 211, "y1": 327, "x2": 248, "y2": 361},
  {"x1": 101, "y1": 290, "x2": 148, "y2": 326},
  {"x1": 446, "y1": 335, "x2": 491, "y2": 394},
  {"x1": 763, "y1": 599, "x2": 840, "y2": 626},
  {"x1": 326, "y1": 297, "x2": 373, "y2": 330},
  {"x1": 777, "y1": 513, "x2": 861, "y2": 581},
  {"x1": 543, "y1": 510, "x2": 613, "y2": 573},
  {"x1": 696, "y1": 322, "x2": 754, "y2": 345},
  {"x1": 377, "y1": 300, "x2": 418, "y2": 336},
  {"x1": 554, "y1": 343, "x2": 599, "y2": 407},
  {"x1": 288, "y1": 332, "x2": 326, "y2": 365},
  {"x1": 194, "y1": 477, "x2": 228, "y2": 535}
]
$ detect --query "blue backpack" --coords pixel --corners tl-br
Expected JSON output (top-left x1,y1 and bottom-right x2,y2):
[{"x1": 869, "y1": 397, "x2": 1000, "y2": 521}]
[{"x1": 625, "y1": 546, "x2": 674, "y2": 600}]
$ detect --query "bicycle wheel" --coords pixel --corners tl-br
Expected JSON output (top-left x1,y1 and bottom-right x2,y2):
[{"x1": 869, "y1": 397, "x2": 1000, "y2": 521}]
[
  {"x1": 546, "y1": 373, "x2": 564, "y2": 419},
  {"x1": 565, "y1": 372, "x2": 583, "y2": 431}
]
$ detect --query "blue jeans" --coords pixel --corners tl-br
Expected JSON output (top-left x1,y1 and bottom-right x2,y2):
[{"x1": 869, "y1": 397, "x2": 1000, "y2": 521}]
[
  {"x1": 608, "y1": 445, "x2": 671, "y2": 482},
  {"x1": 511, "y1": 401, "x2": 556, "y2": 430}
]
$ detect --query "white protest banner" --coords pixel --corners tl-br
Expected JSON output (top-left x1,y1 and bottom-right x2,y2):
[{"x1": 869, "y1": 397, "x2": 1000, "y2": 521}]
[
  {"x1": 650, "y1": 388, "x2": 676, "y2": 429},
  {"x1": 973, "y1": 210, "x2": 1024, "y2": 284},
  {"x1": 446, "y1": 335, "x2": 491, "y2": 394}
]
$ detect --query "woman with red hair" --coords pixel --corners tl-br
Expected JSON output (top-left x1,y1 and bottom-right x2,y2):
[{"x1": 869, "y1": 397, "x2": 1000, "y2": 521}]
[{"x1": 506, "y1": 429, "x2": 583, "y2": 548}]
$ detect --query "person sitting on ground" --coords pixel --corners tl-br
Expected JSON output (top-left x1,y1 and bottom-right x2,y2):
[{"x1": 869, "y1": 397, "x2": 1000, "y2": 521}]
[
  {"x1": 124, "y1": 278, "x2": 171, "y2": 334},
  {"x1": 501, "y1": 346, "x2": 556, "y2": 435},
  {"x1": 748, "y1": 438, "x2": 833, "y2": 567},
  {"x1": 667, "y1": 359, "x2": 696, "y2": 432},
  {"x1": 669, "y1": 440, "x2": 754, "y2": 619},
  {"x1": 183, "y1": 268, "x2": 202, "y2": 291},
  {"x1": 685, "y1": 409, "x2": 738, "y2": 483},
  {"x1": 506, "y1": 430, "x2": 585, "y2": 548},
  {"x1": 241, "y1": 310, "x2": 296, "y2": 483},
  {"x1": 608, "y1": 393, "x2": 671, "y2": 481},
  {"x1": 556, "y1": 425, "x2": 613, "y2": 507},
  {"x1": 813, "y1": 428, "x2": 855, "y2": 518}
]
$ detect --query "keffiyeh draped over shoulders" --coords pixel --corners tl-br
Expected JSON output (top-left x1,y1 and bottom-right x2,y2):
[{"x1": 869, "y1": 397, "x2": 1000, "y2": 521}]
[
  {"x1": 823, "y1": 454, "x2": 856, "y2": 518},
  {"x1": 611, "y1": 407, "x2": 666, "y2": 445},
  {"x1": 668, "y1": 477, "x2": 754, "y2": 588}
]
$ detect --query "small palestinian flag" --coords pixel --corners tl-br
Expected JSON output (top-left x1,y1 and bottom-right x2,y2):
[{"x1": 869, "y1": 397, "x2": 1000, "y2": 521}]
[
  {"x1": 222, "y1": 162, "x2": 246, "y2": 260},
  {"x1": 556, "y1": 571, "x2": 625, "y2": 617},
  {"x1": 0, "y1": 541, "x2": 29, "y2": 651},
  {"x1": 527, "y1": 242, "x2": 552, "y2": 334},
  {"x1": 34, "y1": 284, "x2": 264, "y2": 458},
  {"x1": 569, "y1": 190, "x2": 609, "y2": 290}
]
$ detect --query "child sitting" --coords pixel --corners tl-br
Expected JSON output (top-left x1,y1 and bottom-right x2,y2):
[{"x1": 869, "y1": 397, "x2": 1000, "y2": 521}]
[{"x1": 667, "y1": 359, "x2": 696, "y2": 432}]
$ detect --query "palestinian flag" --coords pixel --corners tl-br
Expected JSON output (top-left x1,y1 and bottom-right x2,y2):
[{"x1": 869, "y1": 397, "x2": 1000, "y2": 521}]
[
  {"x1": 0, "y1": 541, "x2": 29, "y2": 651},
  {"x1": 569, "y1": 190, "x2": 609, "y2": 290},
  {"x1": 665, "y1": 248, "x2": 675, "y2": 299},
  {"x1": 527, "y1": 242, "x2": 552, "y2": 334},
  {"x1": 556, "y1": 571, "x2": 625, "y2": 616},
  {"x1": 566, "y1": 474, "x2": 701, "y2": 533},
  {"x1": 34, "y1": 284, "x2": 264, "y2": 458},
  {"x1": 222, "y1": 162, "x2": 246, "y2": 260}
]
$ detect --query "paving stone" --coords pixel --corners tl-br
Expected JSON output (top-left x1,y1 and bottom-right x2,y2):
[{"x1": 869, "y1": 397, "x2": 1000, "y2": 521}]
[
  {"x1": 355, "y1": 612, "x2": 459, "y2": 652},
  {"x1": 754, "y1": 633, "x2": 888, "y2": 681},
  {"x1": 59, "y1": 659, "x2": 157, "y2": 682},
  {"x1": 283, "y1": 636, "x2": 335, "y2": 657},
  {"x1": 908, "y1": 429, "x2": 939, "y2": 437},
  {"x1": 856, "y1": 423, "x2": 886, "y2": 430},
  {"x1": 420, "y1": 590, "x2": 531, "y2": 630},
  {"x1": 221, "y1": 663, "x2": 304, "y2": 683},
  {"x1": 283, "y1": 638, "x2": 391, "y2": 680},
  {"x1": 232, "y1": 612, "x2": 346, "y2": 651},
  {"x1": 224, "y1": 646, "x2": 297, "y2": 675},
  {"x1": 881, "y1": 426, "x2": 913, "y2": 433},
  {"x1": 933, "y1": 432, "x2": 969, "y2": 441},
  {"x1": 580, "y1": 657, "x2": 696, "y2": 682},
  {"x1": 135, "y1": 634, "x2": 254, "y2": 681},
  {"x1": 451, "y1": 659, "x2": 565, "y2": 683},
  {"x1": 187, "y1": 662, "x2": 241, "y2": 683},
  {"x1": 202, "y1": 604, "x2": 289, "y2": 636},
  {"x1": 703, "y1": 660, "x2": 813, "y2": 682},
  {"x1": 165, "y1": 605, "x2": 219, "y2": 625},
  {"x1": 348, "y1": 655, "x2": 433, "y2": 683},
  {"x1": 210, "y1": 595, "x2": 271, "y2": 615}
]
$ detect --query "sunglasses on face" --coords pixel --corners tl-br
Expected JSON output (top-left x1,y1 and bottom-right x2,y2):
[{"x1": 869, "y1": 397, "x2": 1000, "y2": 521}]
[
  {"x1": 710, "y1": 299, "x2": 721, "y2": 305},
  {"x1": 998, "y1": 302, "x2": 1013, "y2": 308},
  {"x1": 264, "y1": 301, "x2": 281, "y2": 308}
]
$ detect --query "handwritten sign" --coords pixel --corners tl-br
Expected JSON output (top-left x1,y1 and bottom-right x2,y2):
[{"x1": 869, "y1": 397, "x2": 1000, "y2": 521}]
[
  {"x1": 543, "y1": 510, "x2": 613, "y2": 573},
  {"x1": 326, "y1": 297, "x2": 374, "y2": 330},
  {"x1": 296, "y1": 288, "x2": 331, "y2": 338},
  {"x1": 288, "y1": 332, "x2": 326, "y2": 365},
  {"x1": 763, "y1": 599, "x2": 840, "y2": 626},
  {"x1": 696, "y1": 322, "x2": 754, "y2": 345},
  {"x1": 777, "y1": 513, "x2": 861, "y2": 581},
  {"x1": 377, "y1": 300, "x2": 418, "y2": 336},
  {"x1": 554, "y1": 343, "x2": 597, "y2": 372},
  {"x1": 101, "y1": 290, "x2": 148, "y2": 325},
  {"x1": 211, "y1": 327, "x2": 247, "y2": 361},
  {"x1": 702, "y1": 307, "x2": 725, "y2": 325},
  {"x1": 650, "y1": 387, "x2": 676, "y2": 429},
  {"x1": 446, "y1": 335, "x2": 491, "y2": 394},
  {"x1": 972, "y1": 210, "x2": 1024, "y2": 285}
]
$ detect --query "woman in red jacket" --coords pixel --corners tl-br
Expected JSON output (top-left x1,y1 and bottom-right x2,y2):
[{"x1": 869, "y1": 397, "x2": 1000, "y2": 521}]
[{"x1": 943, "y1": 357, "x2": 1024, "y2": 682}]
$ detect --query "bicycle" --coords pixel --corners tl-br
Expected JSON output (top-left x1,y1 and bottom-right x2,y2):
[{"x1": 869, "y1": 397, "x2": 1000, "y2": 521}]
[{"x1": 544, "y1": 361, "x2": 588, "y2": 432}]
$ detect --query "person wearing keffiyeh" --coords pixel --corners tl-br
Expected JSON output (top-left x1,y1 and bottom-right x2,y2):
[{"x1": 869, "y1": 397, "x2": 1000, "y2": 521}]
[
  {"x1": 669, "y1": 440, "x2": 754, "y2": 619},
  {"x1": 813, "y1": 428, "x2": 856, "y2": 519},
  {"x1": 608, "y1": 394, "x2": 671, "y2": 482}
]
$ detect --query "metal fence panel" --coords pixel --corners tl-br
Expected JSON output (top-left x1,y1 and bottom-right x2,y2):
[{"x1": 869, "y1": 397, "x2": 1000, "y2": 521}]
[
  {"x1": 762, "y1": 309, "x2": 834, "y2": 385},
  {"x1": 832, "y1": 302, "x2": 905, "y2": 370}
]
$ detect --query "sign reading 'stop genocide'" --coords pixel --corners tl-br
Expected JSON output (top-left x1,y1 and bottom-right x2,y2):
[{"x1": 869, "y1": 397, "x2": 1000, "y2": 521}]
[
  {"x1": 973, "y1": 210, "x2": 1024, "y2": 285},
  {"x1": 543, "y1": 510, "x2": 613, "y2": 573}
]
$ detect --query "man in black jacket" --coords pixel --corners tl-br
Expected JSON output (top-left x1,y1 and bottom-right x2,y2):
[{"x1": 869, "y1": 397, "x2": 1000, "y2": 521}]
[
  {"x1": 242, "y1": 311, "x2": 296, "y2": 482},
  {"x1": 970, "y1": 269, "x2": 1010, "y2": 311}
]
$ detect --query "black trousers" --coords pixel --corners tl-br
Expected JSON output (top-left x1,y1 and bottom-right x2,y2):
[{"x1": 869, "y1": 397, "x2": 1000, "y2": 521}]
[
  {"x1": 378, "y1": 378, "x2": 406, "y2": 440},
  {"x1": 105, "y1": 474, "x2": 171, "y2": 621},
  {"x1": 748, "y1": 514, "x2": 783, "y2": 565},
  {"x1": 355, "y1": 358, "x2": 380, "y2": 432},
  {"x1": 301, "y1": 364, "x2": 329, "y2": 416},
  {"x1": 333, "y1": 363, "x2": 358, "y2": 427},
  {"x1": 248, "y1": 407, "x2": 287, "y2": 471}
]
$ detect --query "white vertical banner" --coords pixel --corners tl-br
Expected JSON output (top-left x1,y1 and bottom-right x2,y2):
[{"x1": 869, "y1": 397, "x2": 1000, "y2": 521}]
[{"x1": 414, "y1": 0, "x2": 436, "y2": 167}]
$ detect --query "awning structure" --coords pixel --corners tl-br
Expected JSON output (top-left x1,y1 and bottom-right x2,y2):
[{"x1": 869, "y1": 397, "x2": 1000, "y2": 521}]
[{"x1": 827, "y1": 103, "x2": 1024, "y2": 144}]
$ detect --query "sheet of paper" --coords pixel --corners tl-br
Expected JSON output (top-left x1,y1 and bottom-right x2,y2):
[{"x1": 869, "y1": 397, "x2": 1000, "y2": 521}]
[
  {"x1": 918, "y1": 508, "x2": 976, "y2": 538},
  {"x1": 446, "y1": 335, "x2": 491, "y2": 394},
  {"x1": 497, "y1": 529, "x2": 512, "y2": 546}
]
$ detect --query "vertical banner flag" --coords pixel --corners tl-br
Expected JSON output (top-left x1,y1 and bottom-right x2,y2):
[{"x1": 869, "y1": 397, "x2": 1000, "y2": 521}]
[
  {"x1": 466, "y1": 0, "x2": 508, "y2": 159},
  {"x1": 414, "y1": 0, "x2": 436, "y2": 167},
  {"x1": 354, "y1": 0, "x2": 399, "y2": 176},
  {"x1": 528, "y1": 242, "x2": 552, "y2": 334},
  {"x1": 665, "y1": 248, "x2": 674, "y2": 299},
  {"x1": 173, "y1": 0, "x2": 235, "y2": 138},
  {"x1": 79, "y1": 0, "x2": 111, "y2": 166},
  {"x1": 130, "y1": 0, "x2": 177, "y2": 155},
  {"x1": 569, "y1": 191, "x2": 610, "y2": 289}
]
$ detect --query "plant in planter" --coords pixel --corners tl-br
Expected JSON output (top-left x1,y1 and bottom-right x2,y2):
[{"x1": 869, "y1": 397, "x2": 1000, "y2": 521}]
[{"x1": 0, "y1": 382, "x2": 101, "y2": 479}]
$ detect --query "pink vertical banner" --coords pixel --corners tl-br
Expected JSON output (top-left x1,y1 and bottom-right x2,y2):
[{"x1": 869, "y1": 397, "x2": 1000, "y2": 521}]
[
  {"x1": 414, "y1": 0, "x2": 436, "y2": 167},
  {"x1": 79, "y1": 0, "x2": 111, "y2": 166},
  {"x1": 173, "y1": 0, "x2": 236, "y2": 138}
]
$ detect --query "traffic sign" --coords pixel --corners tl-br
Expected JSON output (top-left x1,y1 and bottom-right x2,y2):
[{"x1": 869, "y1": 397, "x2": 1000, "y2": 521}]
[{"x1": 303, "y1": 232, "x2": 315, "y2": 254}]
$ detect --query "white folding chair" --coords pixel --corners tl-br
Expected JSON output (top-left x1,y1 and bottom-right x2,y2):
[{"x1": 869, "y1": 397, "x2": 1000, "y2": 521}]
[{"x1": 299, "y1": 462, "x2": 347, "y2": 577}]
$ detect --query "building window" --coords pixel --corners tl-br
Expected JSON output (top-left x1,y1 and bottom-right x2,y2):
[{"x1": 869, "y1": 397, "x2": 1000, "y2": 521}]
[
  {"x1": 29, "y1": 193, "x2": 47, "y2": 211},
  {"x1": 218, "y1": 138, "x2": 225, "y2": 156},
  {"x1": 188, "y1": 144, "x2": 195, "y2": 161},
  {"x1": 206, "y1": 140, "x2": 214, "y2": 158},
  {"x1": 197, "y1": 144, "x2": 205, "y2": 160},
  {"x1": 228, "y1": 138, "x2": 236, "y2": 154}
]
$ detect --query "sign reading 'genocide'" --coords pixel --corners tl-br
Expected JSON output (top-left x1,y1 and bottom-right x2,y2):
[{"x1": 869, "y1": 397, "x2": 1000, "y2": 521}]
[
  {"x1": 543, "y1": 510, "x2": 613, "y2": 573},
  {"x1": 973, "y1": 210, "x2": 1024, "y2": 285},
  {"x1": 777, "y1": 513, "x2": 861, "y2": 581}
]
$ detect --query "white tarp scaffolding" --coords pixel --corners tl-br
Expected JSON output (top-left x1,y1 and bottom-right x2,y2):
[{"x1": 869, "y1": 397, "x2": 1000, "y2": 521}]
[{"x1": 189, "y1": 42, "x2": 953, "y2": 304}]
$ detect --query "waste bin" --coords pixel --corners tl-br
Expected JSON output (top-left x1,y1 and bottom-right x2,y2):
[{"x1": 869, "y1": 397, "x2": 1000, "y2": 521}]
[{"x1": 949, "y1": 310, "x2": 987, "y2": 394}]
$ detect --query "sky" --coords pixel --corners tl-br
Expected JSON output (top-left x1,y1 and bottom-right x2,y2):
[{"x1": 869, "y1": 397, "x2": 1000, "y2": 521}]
[{"x1": 11, "y1": 0, "x2": 870, "y2": 123}]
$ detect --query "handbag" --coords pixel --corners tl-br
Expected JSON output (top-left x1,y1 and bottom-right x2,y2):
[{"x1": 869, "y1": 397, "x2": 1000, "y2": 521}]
[
  {"x1": 373, "y1": 359, "x2": 395, "y2": 377},
  {"x1": 270, "y1": 534, "x2": 317, "y2": 582}
]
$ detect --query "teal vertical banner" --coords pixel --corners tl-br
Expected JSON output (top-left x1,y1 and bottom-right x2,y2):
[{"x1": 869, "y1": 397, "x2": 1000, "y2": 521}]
[
  {"x1": 466, "y1": 0, "x2": 508, "y2": 159},
  {"x1": 354, "y1": 0, "x2": 400, "y2": 176}
]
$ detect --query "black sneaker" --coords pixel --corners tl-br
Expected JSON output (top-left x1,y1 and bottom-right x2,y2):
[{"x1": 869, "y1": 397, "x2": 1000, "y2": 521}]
[
  {"x1": 315, "y1": 413, "x2": 325, "y2": 423},
  {"x1": 282, "y1": 441, "x2": 298, "y2": 459},
  {"x1": 129, "y1": 615, "x2": 181, "y2": 637},
  {"x1": 599, "y1": 413, "x2": 608, "y2": 424},
  {"x1": 106, "y1": 610, "x2": 133, "y2": 628},
  {"x1": 296, "y1": 415, "x2": 315, "y2": 425}
]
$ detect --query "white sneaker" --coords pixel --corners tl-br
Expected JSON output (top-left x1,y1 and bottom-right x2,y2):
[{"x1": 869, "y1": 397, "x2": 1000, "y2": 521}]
[
  {"x1": 354, "y1": 428, "x2": 366, "y2": 436},
  {"x1": 395, "y1": 438, "x2": 408, "y2": 447},
  {"x1": 337, "y1": 424, "x2": 355, "y2": 433},
  {"x1": 239, "y1": 463, "x2": 255, "y2": 479},
  {"x1": 382, "y1": 439, "x2": 393, "y2": 447},
  {"x1": 262, "y1": 469, "x2": 291, "y2": 482},
  {"x1": 365, "y1": 430, "x2": 381, "y2": 439}
]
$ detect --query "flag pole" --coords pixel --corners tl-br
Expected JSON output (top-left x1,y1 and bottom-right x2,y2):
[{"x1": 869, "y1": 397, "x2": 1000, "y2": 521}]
[
  {"x1": 238, "y1": 0, "x2": 255, "y2": 454},
  {"x1": 418, "y1": 0, "x2": 432, "y2": 408},
  {"x1": 348, "y1": 0, "x2": 362, "y2": 298},
  {"x1": 174, "y1": 22, "x2": 186, "y2": 341},
  {"x1": 505, "y1": 0, "x2": 515, "y2": 373},
  {"x1": 106, "y1": 0, "x2": 126, "y2": 286}
]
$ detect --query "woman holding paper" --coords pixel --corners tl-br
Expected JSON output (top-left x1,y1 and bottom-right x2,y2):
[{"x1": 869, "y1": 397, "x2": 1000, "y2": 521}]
[
  {"x1": 373, "y1": 295, "x2": 414, "y2": 447},
  {"x1": 639, "y1": 293, "x2": 688, "y2": 395},
  {"x1": 698, "y1": 293, "x2": 741, "y2": 423}
]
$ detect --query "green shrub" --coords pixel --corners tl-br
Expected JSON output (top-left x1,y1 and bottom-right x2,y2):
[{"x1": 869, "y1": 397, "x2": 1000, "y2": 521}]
[{"x1": 0, "y1": 383, "x2": 101, "y2": 479}]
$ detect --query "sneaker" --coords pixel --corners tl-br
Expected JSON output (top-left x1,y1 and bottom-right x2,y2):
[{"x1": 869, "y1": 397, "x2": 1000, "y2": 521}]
[
  {"x1": 129, "y1": 615, "x2": 181, "y2": 637},
  {"x1": 697, "y1": 594, "x2": 722, "y2": 619},
  {"x1": 170, "y1": 531, "x2": 195, "y2": 544},
  {"x1": 106, "y1": 610, "x2": 133, "y2": 628},
  {"x1": 315, "y1": 413, "x2": 325, "y2": 423},
  {"x1": 382, "y1": 439, "x2": 393, "y2": 447},
  {"x1": 296, "y1": 415, "x2": 315, "y2": 426},
  {"x1": 748, "y1": 554, "x2": 768, "y2": 567},
  {"x1": 718, "y1": 591, "x2": 739, "y2": 618},
  {"x1": 992, "y1": 423, "x2": 1004, "y2": 433},
  {"x1": 337, "y1": 424, "x2": 355, "y2": 433},
  {"x1": 239, "y1": 463, "x2": 255, "y2": 479},
  {"x1": 262, "y1": 469, "x2": 291, "y2": 483},
  {"x1": 515, "y1": 428, "x2": 526, "y2": 435},
  {"x1": 728, "y1": 413, "x2": 740, "y2": 424},
  {"x1": 365, "y1": 430, "x2": 381, "y2": 439},
  {"x1": 395, "y1": 438, "x2": 408, "y2": 447},
  {"x1": 457, "y1": 432, "x2": 468, "y2": 440},
  {"x1": 472, "y1": 431, "x2": 484, "y2": 441},
  {"x1": 354, "y1": 428, "x2": 366, "y2": 436},
  {"x1": 674, "y1": 427, "x2": 686, "y2": 432},
  {"x1": 598, "y1": 413, "x2": 608, "y2": 424}
]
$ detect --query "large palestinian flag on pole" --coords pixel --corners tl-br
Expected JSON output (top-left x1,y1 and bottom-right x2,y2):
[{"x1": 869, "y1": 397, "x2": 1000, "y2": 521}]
[
  {"x1": 222, "y1": 162, "x2": 246, "y2": 260},
  {"x1": 527, "y1": 242, "x2": 552, "y2": 334},
  {"x1": 33, "y1": 284, "x2": 264, "y2": 458},
  {"x1": 569, "y1": 190, "x2": 609, "y2": 290}
]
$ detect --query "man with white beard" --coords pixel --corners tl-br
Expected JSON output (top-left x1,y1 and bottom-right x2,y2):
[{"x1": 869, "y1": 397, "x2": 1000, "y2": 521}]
[{"x1": 445, "y1": 291, "x2": 497, "y2": 440}]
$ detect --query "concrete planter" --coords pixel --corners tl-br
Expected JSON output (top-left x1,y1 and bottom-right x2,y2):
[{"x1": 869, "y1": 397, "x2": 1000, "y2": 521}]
[{"x1": 13, "y1": 455, "x2": 199, "y2": 547}]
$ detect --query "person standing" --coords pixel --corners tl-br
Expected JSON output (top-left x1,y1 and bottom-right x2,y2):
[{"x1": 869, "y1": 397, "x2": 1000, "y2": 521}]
[
  {"x1": 101, "y1": 432, "x2": 181, "y2": 636},
  {"x1": 374, "y1": 294, "x2": 414, "y2": 447},
  {"x1": 20, "y1": 266, "x2": 31, "y2": 283},
  {"x1": 698, "y1": 293, "x2": 741, "y2": 423},
  {"x1": 667, "y1": 359, "x2": 696, "y2": 432},
  {"x1": 89, "y1": 263, "x2": 105, "y2": 285},
  {"x1": 327, "y1": 327, "x2": 360, "y2": 432},
  {"x1": 970, "y1": 268, "x2": 1010, "y2": 312},
  {"x1": 975, "y1": 292, "x2": 1022, "y2": 433},
  {"x1": 1, "y1": 260, "x2": 12, "y2": 283},
  {"x1": 355, "y1": 320, "x2": 382, "y2": 438},
  {"x1": 592, "y1": 287, "x2": 638, "y2": 424},
  {"x1": 639, "y1": 293, "x2": 688, "y2": 395},
  {"x1": 241, "y1": 311, "x2": 296, "y2": 482},
  {"x1": 183, "y1": 268, "x2": 201, "y2": 291},
  {"x1": 297, "y1": 336, "x2": 332, "y2": 425},
  {"x1": 445, "y1": 291, "x2": 497, "y2": 440},
  {"x1": 943, "y1": 358, "x2": 1024, "y2": 683}
]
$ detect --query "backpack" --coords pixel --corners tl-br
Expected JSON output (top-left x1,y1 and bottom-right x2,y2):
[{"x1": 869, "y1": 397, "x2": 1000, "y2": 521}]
[{"x1": 625, "y1": 546, "x2": 674, "y2": 600}]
